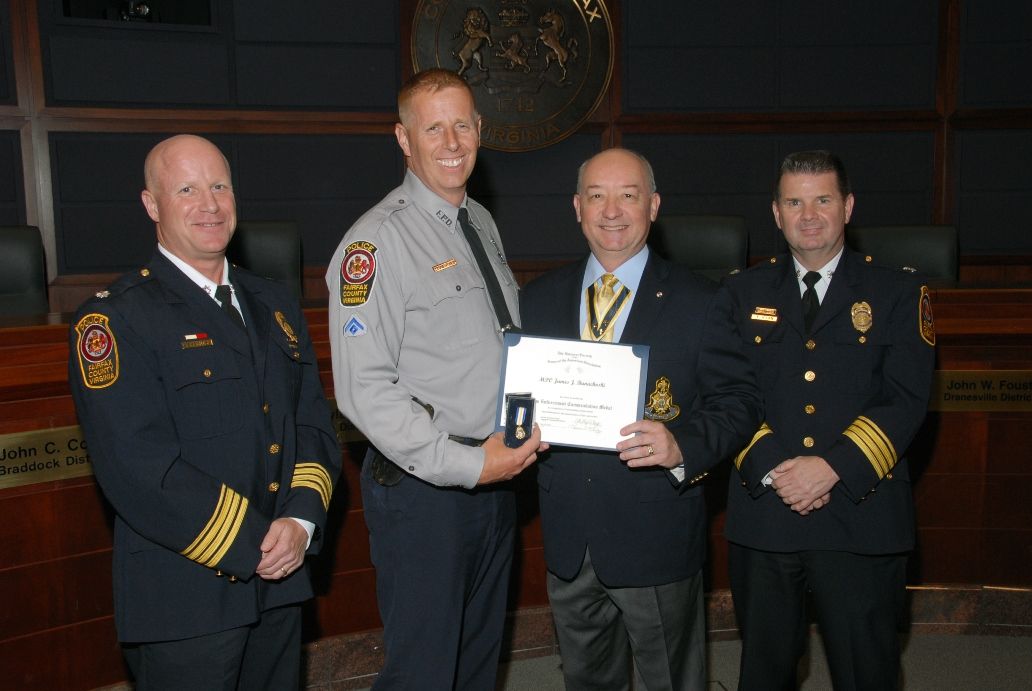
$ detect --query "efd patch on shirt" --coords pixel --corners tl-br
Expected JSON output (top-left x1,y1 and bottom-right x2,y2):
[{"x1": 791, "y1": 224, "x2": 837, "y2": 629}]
[
  {"x1": 340, "y1": 241, "x2": 378, "y2": 307},
  {"x1": 75, "y1": 313, "x2": 120, "y2": 389}
]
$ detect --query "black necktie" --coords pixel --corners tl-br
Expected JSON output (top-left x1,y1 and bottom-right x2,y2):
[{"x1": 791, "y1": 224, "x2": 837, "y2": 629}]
[
  {"x1": 457, "y1": 207, "x2": 517, "y2": 332},
  {"x1": 801, "y1": 271, "x2": 821, "y2": 332},
  {"x1": 215, "y1": 284, "x2": 245, "y2": 330}
]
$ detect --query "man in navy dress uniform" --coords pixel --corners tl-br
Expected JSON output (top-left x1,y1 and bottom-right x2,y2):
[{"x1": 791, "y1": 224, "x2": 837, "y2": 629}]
[
  {"x1": 69, "y1": 134, "x2": 340, "y2": 690},
  {"x1": 724, "y1": 150, "x2": 936, "y2": 690},
  {"x1": 521, "y1": 148, "x2": 762, "y2": 690}
]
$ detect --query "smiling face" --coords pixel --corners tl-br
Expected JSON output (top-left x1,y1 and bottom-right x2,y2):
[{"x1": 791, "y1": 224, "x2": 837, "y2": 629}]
[
  {"x1": 394, "y1": 85, "x2": 481, "y2": 207},
  {"x1": 773, "y1": 171, "x2": 855, "y2": 270},
  {"x1": 141, "y1": 135, "x2": 236, "y2": 281},
  {"x1": 574, "y1": 149, "x2": 661, "y2": 272}
]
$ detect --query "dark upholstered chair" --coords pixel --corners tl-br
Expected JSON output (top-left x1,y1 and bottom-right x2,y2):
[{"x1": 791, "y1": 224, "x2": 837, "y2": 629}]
[
  {"x1": 0, "y1": 225, "x2": 50, "y2": 317},
  {"x1": 227, "y1": 220, "x2": 303, "y2": 298},
  {"x1": 846, "y1": 225, "x2": 958, "y2": 283},
  {"x1": 649, "y1": 214, "x2": 749, "y2": 282}
]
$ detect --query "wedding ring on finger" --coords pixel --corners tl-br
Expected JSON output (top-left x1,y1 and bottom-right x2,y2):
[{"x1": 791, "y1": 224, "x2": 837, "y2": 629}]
[{"x1": 646, "y1": 444, "x2": 655, "y2": 456}]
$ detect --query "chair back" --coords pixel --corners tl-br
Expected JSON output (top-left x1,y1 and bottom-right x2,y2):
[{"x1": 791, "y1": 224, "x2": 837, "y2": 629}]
[
  {"x1": 649, "y1": 214, "x2": 748, "y2": 282},
  {"x1": 845, "y1": 225, "x2": 958, "y2": 282},
  {"x1": 227, "y1": 221, "x2": 303, "y2": 298},
  {"x1": 0, "y1": 225, "x2": 50, "y2": 316}
]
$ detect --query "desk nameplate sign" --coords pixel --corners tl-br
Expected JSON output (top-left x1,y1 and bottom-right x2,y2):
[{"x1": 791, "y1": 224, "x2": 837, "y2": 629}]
[
  {"x1": 930, "y1": 370, "x2": 1032, "y2": 412},
  {"x1": 0, "y1": 426, "x2": 93, "y2": 490}
]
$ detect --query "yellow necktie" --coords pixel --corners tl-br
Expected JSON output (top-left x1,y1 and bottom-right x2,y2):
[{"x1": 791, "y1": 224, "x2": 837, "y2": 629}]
[{"x1": 583, "y1": 273, "x2": 629, "y2": 342}]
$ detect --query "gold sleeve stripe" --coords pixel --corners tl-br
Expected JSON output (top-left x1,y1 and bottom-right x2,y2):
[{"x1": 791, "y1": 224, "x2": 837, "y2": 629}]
[
  {"x1": 842, "y1": 416, "x2": 898, "y2": 479},
  {"x1": 181, "y1": 485, "x2": 248, "y2": 568},
  {"x1": 292, "y1": 462, "x2": 333, "y2": 511},
  {"x1": 734, "y1": 423, "x2": 773, "y2": 470}
]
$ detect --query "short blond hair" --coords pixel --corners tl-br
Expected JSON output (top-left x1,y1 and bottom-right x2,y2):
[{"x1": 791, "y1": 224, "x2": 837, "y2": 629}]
[{"x1": 398, "y1": 69, "x2": 477, "y2": 126}]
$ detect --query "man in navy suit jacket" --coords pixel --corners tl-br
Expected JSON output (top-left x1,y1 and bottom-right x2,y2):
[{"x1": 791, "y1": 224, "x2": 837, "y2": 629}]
[
  {"x1": 520, "y1": 148, "x2": 761, "y2": 690},
  {"x1": 69, "y1": 135, "x2": 340, "y2": 690}
]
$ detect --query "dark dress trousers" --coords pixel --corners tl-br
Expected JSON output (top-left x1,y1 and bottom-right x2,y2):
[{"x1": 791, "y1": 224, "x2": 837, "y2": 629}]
[
  {"x1": 69, "y1": 251, "x2": 340, "y2": 646},
  {"x1": 723, "y1": 249, "x2": 935, "y2": 690},
  {"x1": 521, "y1": 252, "x2": 760, "y2": 582}
]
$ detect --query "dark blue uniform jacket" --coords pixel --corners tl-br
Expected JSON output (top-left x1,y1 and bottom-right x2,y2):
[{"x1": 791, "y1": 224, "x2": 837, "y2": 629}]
[
  {"x1": 69, "y1": 251, "x2": 340, "y2": 642},
  {"x1": 724, "y1": 249, "x2": 935, "y2": 554}
]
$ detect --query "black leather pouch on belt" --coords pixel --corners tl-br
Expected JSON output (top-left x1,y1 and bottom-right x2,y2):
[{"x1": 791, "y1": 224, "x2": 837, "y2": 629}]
[
  {"x1": 370, "y1": 450, "x2": 404, "y2": 487},
  {"x1": 369, "y1": 397, "x2": 485, "y2": 486},
  {"x1": 369, "y1": 396, "x2": 435, "y2": 487}
]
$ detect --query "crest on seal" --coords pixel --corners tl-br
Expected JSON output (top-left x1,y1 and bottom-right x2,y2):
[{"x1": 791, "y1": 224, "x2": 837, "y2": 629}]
[
  {"x1": 411, "y1": 0, "x2": 614, "y2": 152},
  {"x1": 644, "y1": 376, "x2": 680, "y2": 422},
  {"x1": 74, "y1": 313, "x2": 120, "y2": 389}
]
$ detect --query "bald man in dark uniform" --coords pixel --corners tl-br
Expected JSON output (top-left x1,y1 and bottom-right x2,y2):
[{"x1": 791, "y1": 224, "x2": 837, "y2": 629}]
[{"x1": 69, "y1": 134, "x2": 340, "y2": 690}]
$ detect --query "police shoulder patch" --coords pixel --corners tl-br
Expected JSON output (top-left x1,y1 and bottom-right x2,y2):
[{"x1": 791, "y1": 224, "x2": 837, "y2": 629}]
[
  {"x1": 919, "y1": 285, "x2": 935, "y2": 346},
  {"x1": 340, "y1": 241, "x2": 377, "y2": 307},
  {"x1": 74, "y1": 313, "x2": 120, "y2": 389}
]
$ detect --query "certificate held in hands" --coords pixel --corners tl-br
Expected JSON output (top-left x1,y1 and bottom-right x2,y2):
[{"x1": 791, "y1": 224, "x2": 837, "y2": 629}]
[{"x1": 495, "y1": 334, "x2": 649, "y2": 451}]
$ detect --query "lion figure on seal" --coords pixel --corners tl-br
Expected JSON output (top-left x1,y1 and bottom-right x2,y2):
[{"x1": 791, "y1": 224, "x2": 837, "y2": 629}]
[{"x1": 454, "y1": 7, "x2": 493, "y2": 76}]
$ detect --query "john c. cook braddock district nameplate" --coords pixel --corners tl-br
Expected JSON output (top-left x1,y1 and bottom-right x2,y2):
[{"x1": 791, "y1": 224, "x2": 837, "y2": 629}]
[{"x1": 412, "y1": 0, "x2": 613, "y2": 152}]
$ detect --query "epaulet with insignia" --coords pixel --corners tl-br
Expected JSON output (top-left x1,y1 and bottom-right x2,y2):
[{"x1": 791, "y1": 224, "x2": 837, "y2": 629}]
[
  {"x1": 92, "y1": 266, "x2": 155, "y2": 302},
  {"x1": 745, "y1": 256, "x2": 784, "y2": 272},
  {"x1": 860, "y1": 255, "x2": 920, "y2": 274}
]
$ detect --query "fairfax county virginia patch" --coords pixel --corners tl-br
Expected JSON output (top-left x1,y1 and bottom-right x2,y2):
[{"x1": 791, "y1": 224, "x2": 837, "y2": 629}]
[
  {"x1": 919, "y1": 285, "x2": 935, "y2": 346},
  {"x1": 74, "y1": 313, "x2": 119, "y2": 389},
  {"x1": 343, "y1": 315, "x2": 367, "y2": 337},
  {"x1": 340, "y1": 241, "x2": 377, "y2": 307}
]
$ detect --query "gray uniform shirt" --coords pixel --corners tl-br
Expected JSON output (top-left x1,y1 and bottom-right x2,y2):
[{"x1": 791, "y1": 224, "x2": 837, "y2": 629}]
[{"x1": 326, "y1": 170, "x2": 520, "y2": 489}]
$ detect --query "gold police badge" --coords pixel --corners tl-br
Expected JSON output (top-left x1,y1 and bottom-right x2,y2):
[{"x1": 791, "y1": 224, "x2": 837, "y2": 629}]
[
  {"x1": 644, "y1": 376, "x2": 680, "y2": 422},
  {"x1": 411, "y1": 0, "x2": 614, "y2": 152},
  {"x1": 851, "y1": 301, "x2": 872, "y2": 343}
]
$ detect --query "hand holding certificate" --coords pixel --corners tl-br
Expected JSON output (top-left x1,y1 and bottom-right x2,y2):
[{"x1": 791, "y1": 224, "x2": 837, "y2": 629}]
[{"x1": 495, "y1": 334, "x2": 649, "y2": 451}]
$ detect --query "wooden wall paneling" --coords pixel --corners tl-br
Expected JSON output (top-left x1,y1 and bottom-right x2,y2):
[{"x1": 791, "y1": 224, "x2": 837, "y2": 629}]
[
  {"x1": 0, "y1": 550, "x2": 113, "y2": 640},
  {"x1": 9, "y1": 0, "x2": 56, "y2": 285},
  {"x1": 0, "y1": 479, "x2": 111, "y2": 566},
  {"x1": 308, "y1": 568, "x2": 381, "y2": 640},
  {"x1": 0, "y1": 617, "x2": 125, "y2": 691},
  {"x1": 319, "y1": 505, "x2": 371, "y2": 577},
  {"x1": 980, "y1": 530, "x2": 1032, "y2": 587},
  {"x1": 913, "y1": 527, "x2": 984, "y2": 582}
]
